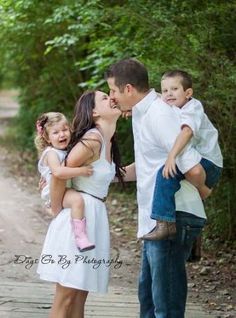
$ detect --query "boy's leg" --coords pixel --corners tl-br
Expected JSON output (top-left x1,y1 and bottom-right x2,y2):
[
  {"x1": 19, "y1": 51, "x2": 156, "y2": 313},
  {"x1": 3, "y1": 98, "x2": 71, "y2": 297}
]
[
  {"x1": 185, "y1": 163, "x2": 212, "y2": 199},
  {"x1": 63, "y1": 189, "x2": 95, "y2": 252},
  {"x1": 199, "y1": 158, "x2": 222, "y2": 188},
  {"x1": 142, "y1": 166, "x2": 184, "y2": 241}
]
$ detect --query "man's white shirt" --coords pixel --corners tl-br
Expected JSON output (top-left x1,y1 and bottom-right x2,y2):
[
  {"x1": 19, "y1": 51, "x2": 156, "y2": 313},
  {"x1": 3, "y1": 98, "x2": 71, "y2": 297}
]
[{"x1": 132, "y1": 89, "x2": 206, "y2": 238}]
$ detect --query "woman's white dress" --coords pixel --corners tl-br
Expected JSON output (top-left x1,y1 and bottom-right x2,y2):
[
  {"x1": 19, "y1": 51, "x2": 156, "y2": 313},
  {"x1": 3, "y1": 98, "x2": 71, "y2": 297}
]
[{"x1": 37, "y1": 129, "x2": 115, "y2": 294}]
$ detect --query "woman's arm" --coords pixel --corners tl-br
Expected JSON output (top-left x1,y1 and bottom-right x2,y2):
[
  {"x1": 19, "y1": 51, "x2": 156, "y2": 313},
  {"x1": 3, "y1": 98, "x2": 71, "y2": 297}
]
[
  {"x1": 50, "y1": 134, "x2": 101, "y2": 214},
  {"x1": 66, "y1": 134, "x2": 102, "y2": 168}
]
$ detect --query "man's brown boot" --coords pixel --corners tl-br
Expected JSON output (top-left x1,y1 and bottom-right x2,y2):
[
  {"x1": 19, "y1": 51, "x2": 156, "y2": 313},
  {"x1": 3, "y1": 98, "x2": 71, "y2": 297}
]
[{"x1": 142, "y1": 220, "x2": 177, "y2": 241}]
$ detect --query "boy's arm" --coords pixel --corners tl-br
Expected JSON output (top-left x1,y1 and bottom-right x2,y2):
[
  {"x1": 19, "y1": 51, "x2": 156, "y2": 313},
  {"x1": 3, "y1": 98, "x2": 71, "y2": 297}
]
[
  {"x1": 47, "y1": 150, "x2": 93, "y2": 179},
  {"x1": 150, "y1": 105, "x2": 201, "y2": 175},
  {"x1": 163, "y1": 126, "x2": 193, "y2": 178}
]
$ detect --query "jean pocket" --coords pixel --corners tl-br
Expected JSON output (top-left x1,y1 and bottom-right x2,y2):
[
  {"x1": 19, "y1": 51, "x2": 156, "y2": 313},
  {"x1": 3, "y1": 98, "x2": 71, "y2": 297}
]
[
  {"x1": 181, "y1": 225, "x2": 203, "y2": 245},
  {"x1": 181, "y1": 225, "x2": 203, "y2": 260}
]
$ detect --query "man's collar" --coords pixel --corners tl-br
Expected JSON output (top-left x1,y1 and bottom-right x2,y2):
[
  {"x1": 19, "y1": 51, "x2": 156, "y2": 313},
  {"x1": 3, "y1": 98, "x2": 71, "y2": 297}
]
[{"x1": 133, "y1": 89, "x2": 158, "y2": 115}]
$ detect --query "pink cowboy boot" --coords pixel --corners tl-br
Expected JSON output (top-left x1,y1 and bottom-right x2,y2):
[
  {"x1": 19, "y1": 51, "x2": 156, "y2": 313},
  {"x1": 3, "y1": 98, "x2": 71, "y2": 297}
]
[{"x1": 71, "y1": 218, "x2": 95, "y2": 252}]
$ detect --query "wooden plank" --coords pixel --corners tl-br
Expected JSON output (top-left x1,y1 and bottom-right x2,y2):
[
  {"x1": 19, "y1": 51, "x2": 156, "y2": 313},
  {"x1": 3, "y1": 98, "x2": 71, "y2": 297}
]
[{"x1": 0, "y1": 281, "x2": 216, "y2": 318}]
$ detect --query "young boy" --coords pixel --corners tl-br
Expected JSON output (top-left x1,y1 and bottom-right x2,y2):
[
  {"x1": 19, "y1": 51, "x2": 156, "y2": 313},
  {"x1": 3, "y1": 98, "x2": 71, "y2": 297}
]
[{"x1": 143, "y1": 70, "x2": 223, "y2": 241}]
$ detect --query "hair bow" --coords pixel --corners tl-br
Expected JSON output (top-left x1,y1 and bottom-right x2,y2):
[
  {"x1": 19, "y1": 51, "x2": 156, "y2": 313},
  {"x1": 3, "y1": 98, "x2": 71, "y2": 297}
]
[{"x1": 36, "y1": 120, "x2": 43, "y2": 135}]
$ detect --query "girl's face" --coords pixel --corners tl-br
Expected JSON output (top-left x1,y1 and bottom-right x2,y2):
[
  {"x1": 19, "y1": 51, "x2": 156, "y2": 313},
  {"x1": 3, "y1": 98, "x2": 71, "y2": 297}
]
[
  {"x1": 47, "y1": 120, "x2": 71, "y2": 150},
  {"x1": 93, "y1": 91, "x2": 121, "y2": 120}
]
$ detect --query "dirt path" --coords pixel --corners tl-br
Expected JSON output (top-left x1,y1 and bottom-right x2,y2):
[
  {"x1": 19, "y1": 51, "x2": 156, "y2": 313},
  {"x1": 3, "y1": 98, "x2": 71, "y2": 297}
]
[{"x1": 0, "y1": 91, "x2": 47, "y2": 282}]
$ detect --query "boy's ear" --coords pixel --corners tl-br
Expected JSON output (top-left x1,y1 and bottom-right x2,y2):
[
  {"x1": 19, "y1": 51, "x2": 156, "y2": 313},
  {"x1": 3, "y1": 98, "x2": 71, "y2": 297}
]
[{"x1": 185, "y1": 88, "x2": 193, "y2": 99}]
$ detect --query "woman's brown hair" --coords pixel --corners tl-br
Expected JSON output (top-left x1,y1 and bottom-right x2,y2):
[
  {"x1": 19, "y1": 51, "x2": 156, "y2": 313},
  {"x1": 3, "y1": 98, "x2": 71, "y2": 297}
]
[{"x1": 67, "y1": 90, "x2": 124, "y2": 184}]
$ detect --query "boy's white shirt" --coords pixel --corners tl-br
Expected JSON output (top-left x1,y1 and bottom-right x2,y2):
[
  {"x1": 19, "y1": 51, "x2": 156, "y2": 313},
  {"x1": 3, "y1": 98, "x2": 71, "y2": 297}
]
[
  {"x1": 174, "y1": 98, "x2": 223, "y2": 168},
  {"x1": 132, "y1": 89, "x2": 206, "y2": 238}
]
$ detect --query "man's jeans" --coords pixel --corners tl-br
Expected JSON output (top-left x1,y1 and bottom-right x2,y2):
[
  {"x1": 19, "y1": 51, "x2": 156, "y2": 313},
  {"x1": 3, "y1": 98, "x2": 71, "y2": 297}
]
[
  {"x1": 151, "y1": 158, "x2": 222, "y2": 222},
  {"x1": 138, "y1": 211, "x2": 206, "y2": 318}
]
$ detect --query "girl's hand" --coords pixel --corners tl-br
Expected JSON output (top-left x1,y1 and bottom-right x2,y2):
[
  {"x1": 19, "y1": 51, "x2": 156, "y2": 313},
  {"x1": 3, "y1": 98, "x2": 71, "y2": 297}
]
[
  {"x1": 79, "y1": 165, "x2": 93, "y2": 176},
  {"x1": 162, "y1": 156, "x2": 177, "y2": 179}
]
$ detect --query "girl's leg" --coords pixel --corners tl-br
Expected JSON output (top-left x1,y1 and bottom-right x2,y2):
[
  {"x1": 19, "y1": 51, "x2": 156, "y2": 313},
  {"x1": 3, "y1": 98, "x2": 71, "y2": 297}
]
[
  {"x1": 49, "y1": 283, "x2": 77, "y2": 318},
  {"x1": 69, "y1": 290, "x2": 88, "y2": 318},
  {"x1": 63, "y1": 189, "x2": 95, "y2": 252},
  {"x1": 63, "y1": 189, "x2": 85, "y2": 219}
]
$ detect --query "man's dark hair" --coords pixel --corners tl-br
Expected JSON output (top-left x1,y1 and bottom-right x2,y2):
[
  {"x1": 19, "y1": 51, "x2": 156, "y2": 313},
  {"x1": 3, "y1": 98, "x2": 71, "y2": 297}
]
[
  {"x1": 161, "y1": 70, "x2": 192, "y2": 90},
  {"x1": 105, "y1": 58, "x2": 149, "y2": 93}
]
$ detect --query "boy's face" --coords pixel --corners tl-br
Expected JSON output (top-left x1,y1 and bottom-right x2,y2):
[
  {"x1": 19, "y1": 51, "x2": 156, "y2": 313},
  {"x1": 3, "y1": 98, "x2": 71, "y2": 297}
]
[
  {"x1": 107, "y1": 77, "x2": 133, "y2": 112},
  {"x1": 161, "y1": 76, "x2": 193, "y2": 108}
]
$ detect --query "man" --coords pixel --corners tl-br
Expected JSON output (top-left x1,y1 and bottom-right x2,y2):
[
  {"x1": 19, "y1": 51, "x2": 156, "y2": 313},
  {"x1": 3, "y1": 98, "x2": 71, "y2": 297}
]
[{"x1": 105, "y1": 58, "x2": 206, "y2": 318}]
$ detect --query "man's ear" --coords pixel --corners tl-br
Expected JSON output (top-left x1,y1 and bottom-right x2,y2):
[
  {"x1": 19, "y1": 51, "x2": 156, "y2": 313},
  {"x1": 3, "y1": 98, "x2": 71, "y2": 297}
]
[
  {"x1": 125, "y1": 84, "x2": 134, "y2": 95},
  {"x1": 185, "y1": 88, "x2": 193, "y2": 99}
]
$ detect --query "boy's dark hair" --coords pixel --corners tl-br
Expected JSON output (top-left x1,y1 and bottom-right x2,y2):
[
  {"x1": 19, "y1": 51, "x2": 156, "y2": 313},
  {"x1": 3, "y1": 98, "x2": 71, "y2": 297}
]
[
  {"x1": 161, "y1": 70, "x2": 192, "y2": 90},
  {"x1": 105, "y1": 58, "x2": 149, "y2": 93}
]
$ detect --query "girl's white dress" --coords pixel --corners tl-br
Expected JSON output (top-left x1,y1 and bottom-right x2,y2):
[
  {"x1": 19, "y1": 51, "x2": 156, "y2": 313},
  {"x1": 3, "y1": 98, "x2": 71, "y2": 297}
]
[
  {"x1": 37, "y1": 129, "x2": 116, "y2": 294},
  {"x1": 38, "y1": 147, "x2": 67, "y2": 205}
]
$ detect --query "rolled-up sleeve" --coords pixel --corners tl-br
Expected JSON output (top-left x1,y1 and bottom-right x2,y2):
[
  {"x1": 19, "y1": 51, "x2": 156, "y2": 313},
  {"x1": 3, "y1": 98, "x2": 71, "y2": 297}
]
[
  {"x1": 180, "y1": 99, "x2": 204, "y2": 136},
  {"x1": 151, "y1": 103, "x2": 201, "y2": 174}
]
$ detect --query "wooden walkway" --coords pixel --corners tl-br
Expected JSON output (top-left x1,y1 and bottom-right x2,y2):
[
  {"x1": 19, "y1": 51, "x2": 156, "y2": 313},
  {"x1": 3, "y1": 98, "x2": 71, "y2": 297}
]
[{"x1": 0, "y1": 281, "x2": 215, "y2": 317}]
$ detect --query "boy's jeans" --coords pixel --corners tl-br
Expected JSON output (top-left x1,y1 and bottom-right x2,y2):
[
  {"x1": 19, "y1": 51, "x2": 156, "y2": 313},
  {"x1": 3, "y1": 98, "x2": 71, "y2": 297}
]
[
  {"x1": 138, "y1": 211, "x2": 206, "y2": 318},
  {"x1": 151, "y1": 158, "x2": 222, "y2": 222}
]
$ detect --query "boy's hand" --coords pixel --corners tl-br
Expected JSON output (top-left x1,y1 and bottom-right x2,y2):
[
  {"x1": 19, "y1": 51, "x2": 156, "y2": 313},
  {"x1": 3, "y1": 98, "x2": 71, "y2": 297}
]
[
  {"x1": 79, "y1": 165, "x2": 93, "y2": 176},
  {"x1": 162, "y1": 156, "x2": 177, "y2": 179}
]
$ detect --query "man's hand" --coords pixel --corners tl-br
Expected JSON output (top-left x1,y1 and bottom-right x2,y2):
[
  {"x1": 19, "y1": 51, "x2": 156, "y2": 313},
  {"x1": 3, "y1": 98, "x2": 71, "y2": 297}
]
[{"x1": 162, "y1": 156, "x2": 177, "y2": 179}]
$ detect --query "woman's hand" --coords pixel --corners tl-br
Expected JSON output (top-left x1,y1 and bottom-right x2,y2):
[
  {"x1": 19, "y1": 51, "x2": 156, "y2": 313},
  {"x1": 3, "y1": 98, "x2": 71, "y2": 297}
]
[
  {"x1": 121, "y1": 110, "x2": 132, "y2": 119},
  {"x1": 38, "y1": 176, "x2": 46, "y2": 191}
]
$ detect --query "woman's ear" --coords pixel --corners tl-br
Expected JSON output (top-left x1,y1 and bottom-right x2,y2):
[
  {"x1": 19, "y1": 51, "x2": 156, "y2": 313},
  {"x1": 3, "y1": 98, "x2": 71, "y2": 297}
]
[
  {"x1": 185, "y1": 88, "x2": 193, "y2": 99},
  {"x1": 92, "y1": 109, "x2": 100, "y2": 118}
]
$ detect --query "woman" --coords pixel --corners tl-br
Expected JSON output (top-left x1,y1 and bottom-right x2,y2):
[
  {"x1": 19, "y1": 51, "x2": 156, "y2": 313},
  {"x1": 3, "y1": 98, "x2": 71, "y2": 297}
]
[{"x1": 37, "y1": 90, "x2": 124, "y2": 318}]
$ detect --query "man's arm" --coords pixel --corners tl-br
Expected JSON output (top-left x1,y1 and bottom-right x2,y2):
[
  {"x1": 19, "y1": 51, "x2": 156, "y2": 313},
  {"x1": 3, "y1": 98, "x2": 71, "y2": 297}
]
[{"x1": 123, "y1": 162, "x2": 136, "y2": 181}]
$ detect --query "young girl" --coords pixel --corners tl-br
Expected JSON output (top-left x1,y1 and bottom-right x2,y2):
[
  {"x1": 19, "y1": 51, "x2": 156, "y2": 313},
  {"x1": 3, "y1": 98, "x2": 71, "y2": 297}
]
[{"x1": 35, "y1": 112, "x2": 95, "y2": 252}]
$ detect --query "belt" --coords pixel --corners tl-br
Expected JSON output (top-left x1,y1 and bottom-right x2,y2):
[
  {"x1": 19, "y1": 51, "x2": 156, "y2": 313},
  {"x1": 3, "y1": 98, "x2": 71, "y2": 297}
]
[{"x1": 78, "y1": 190, "x2": 106, "y2": 202}]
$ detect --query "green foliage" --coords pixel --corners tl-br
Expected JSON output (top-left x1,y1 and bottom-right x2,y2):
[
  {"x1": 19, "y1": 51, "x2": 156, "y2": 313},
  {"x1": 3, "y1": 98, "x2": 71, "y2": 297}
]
[{"x1": 0, "y1": 0, "x2": 235, "y2": 239}]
